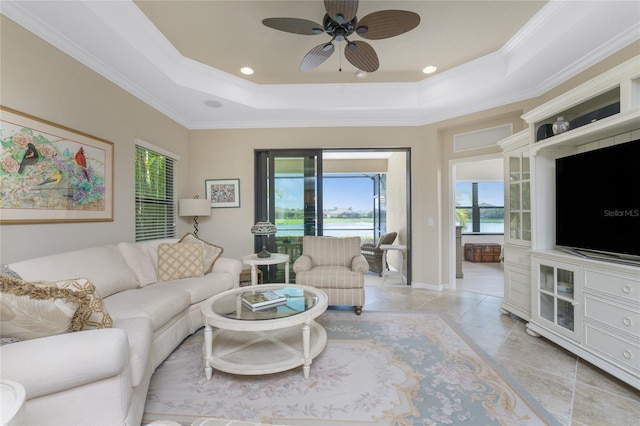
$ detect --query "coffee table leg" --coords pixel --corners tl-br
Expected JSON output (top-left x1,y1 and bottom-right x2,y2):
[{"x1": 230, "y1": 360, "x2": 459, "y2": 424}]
[
  {"x1": 204, "y1": 323, "x2": 213, "y2": 381},
  {"x1": 302, "y1": 322, "x2": 310, "y2": 379}
]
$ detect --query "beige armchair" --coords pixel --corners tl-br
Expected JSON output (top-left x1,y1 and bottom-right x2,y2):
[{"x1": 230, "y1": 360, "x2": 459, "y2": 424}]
[
  {"x1": 293, "y1": 236, "x2": 369, "y2": 315},
  {"x1": 361, "y1": 232, "x2": 398, "y2": 276}
]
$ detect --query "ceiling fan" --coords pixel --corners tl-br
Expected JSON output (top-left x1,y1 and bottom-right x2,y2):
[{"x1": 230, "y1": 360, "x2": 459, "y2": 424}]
[{"x1": 262, "y1": 0, "x2": 420, "y2": 73}]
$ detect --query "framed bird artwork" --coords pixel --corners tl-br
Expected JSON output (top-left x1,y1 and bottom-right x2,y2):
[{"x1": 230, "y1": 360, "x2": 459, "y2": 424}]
[{"x1": 0, "y1": 106, "x2": 114, "y2": 223}]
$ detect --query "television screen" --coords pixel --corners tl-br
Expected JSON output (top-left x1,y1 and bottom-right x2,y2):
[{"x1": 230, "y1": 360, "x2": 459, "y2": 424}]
[{"x1": 555, "y1": 139, "x2": 640, "y2": 263}]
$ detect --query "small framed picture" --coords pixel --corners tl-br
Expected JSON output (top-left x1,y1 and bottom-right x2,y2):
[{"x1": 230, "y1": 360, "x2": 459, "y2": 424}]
[{"x1": 205, "y1": 178, "x2": 240, "y2": 208}]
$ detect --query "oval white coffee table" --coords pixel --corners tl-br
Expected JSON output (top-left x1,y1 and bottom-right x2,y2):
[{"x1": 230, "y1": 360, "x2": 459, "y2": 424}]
[{"x1": 201, "y1": 284, "x2": 328, "y2": 380}]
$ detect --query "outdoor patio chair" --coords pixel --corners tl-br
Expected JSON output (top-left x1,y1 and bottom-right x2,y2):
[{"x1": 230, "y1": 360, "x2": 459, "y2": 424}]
[{"x1": 361, "y1": 232, "x2": 398, "y2": 276}]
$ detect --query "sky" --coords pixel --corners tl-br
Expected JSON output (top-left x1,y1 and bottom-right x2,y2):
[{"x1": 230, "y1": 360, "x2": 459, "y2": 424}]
[
  {"x1": 275, "y1": 176, "x2": 374, "y2": 212},
  {"x1": 455, "y1": 182, "x2": 504, "y2": 206}
]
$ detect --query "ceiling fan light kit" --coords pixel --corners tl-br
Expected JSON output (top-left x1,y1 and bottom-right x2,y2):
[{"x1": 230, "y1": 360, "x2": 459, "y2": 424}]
[{"x1": 262, "y1": 0, "x2": 420, "y2": 74}]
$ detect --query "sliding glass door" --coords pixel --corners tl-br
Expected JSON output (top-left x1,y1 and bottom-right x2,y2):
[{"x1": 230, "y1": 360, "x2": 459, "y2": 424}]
[{"x1": 255, "y1": 150, "x2": 322, "y2": 281}]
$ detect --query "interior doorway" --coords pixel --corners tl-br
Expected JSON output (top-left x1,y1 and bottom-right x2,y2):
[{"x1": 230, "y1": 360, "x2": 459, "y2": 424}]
[
  {"x1": 450, "y1": 155, "x2": 505, "y2": 296},
  {"x1": 255, "y1": 148, "x2": 411, "y2": 284}
]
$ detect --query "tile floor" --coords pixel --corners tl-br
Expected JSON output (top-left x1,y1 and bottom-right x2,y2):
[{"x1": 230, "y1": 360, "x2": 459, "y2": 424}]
[{"x1": 361, "y1": 262, "x2": 640, "y2": 426}]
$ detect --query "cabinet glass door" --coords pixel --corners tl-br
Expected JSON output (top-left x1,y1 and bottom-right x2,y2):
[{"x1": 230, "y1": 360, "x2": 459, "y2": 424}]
[
  {"x1": 534, "y1": 258, "x2": 579, "y2": 339},
  {"x1": 507, "y1": 152, "x2": 531, "y2": 243}
]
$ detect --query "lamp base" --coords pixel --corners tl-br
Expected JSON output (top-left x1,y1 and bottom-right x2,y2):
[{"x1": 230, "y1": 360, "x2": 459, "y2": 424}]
[{"x1": 256, "y1": 249, "x2": 272, "y2": 258}]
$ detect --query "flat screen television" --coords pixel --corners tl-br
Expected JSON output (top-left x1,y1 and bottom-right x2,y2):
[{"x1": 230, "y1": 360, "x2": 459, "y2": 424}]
[{"x1": 555, "y1": 139, "x2": 640, "y2": 265}]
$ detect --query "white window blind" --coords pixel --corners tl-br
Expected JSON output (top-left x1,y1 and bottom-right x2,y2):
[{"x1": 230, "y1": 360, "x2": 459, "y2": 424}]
[{"x1": 135, "y1": 144, "x2": 177, "y2": 241}]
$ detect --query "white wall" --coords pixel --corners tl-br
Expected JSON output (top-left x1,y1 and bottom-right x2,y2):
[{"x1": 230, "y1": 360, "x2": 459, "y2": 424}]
[
  {"x1": 383, "y1": 151, "x2": 408, "y2": 275},
  {"x1": 0, "y1": 17, "x2": 190, "y2": 263}
]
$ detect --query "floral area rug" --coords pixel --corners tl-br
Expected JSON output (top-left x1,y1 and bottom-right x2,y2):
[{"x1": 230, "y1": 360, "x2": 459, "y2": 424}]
[{"x1": 143, "y1": 311, "x2": 559, "y2": 425}]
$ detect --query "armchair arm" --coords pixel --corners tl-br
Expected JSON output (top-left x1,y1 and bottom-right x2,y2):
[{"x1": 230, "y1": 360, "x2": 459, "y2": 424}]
[
  {"x1": 360, "y1": 244, "x2": 379, "y2": 256},
  {"x1": 0, "y1": 328, "x2": 130, "y2": 400},
  {"x1": 351, "y1": 255, "x2": 369, "y2": 274},
  {"x1": 293, "y1": 255, "x2": 312, "y2": 273}
]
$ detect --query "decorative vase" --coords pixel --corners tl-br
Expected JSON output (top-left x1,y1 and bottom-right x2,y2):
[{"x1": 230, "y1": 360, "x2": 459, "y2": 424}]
[{"x1": 552, "y1": 116, "x2": 570, "y2": 135}]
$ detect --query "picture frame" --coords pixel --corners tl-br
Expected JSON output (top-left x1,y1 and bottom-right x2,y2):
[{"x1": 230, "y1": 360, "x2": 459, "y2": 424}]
[
  {"x1": 0, "y1": 106, "x2": 114, "y2": 223},
  {"x1": 205, "y1": 178, "x2": 240, "y2": 208}
]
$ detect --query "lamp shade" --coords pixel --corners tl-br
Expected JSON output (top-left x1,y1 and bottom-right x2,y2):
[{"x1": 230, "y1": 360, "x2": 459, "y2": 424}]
[
  {"x1": 179, "y1": 198, "x2": 211, "y2": 217},
  {"x1": 251, "y1": 221, "x2": 277, "y2": 235}
]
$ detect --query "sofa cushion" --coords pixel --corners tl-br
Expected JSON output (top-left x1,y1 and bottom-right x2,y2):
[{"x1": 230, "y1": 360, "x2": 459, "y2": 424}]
[
  {"x1": 158, "y1": 243, "x2": 205, "y2": 281},
  {"x1": 0, "y1": 275, "x2": 82, "y2": 340},
  {"x1": 117, "y1": 242, "x2": 158, "y2": 286},
  {"x1": 179, "y1": 233, "x2": 223, "y2": 273},
  {"x1": 8, "y1": 245, "x2": 140, "y2": 298},
  {"x1": 147, "y1": 273, "x2": 235, "y2": 304},
  {"x1": 103, "y1": 288, "x2": 190, "y2": 331},
  {"x1": 295, "y1": 265, "x2": 365, "y2": 289}
]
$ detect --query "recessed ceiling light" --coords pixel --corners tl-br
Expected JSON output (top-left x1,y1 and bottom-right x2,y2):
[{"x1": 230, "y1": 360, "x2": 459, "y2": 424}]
[
  {"x1": 422, "y1": 65, "x2": 437, "y2": 74},
  {"x1": 240, "y1": 67, "x2": 254, "y2": 75},
  {"x1": 355, "y1": 70, "x2": 368, "y2": 79}
]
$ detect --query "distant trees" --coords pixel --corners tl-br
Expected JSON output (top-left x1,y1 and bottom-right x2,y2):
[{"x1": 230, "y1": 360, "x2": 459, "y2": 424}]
[{"x1": 275, "y1": 206, "x2": 373, "y2": 220}]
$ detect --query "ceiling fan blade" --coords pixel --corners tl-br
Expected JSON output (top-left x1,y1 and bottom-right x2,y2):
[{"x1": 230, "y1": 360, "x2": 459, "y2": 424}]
[
  {"x1": 262, "y1": 17, "x2": 324, "y2": 35},
  {"x1": 344, "y1": 41, "x2": 379, "y2": 72},
  {"x1": 300, "y1": 43, "x2": 335, "y2": 72},
  {"x1": 356, "y1": 10, "x2": 420, "y2": 40},
  {"x1": 324, "y1": 0, "x2": 358, "y2": 24}
]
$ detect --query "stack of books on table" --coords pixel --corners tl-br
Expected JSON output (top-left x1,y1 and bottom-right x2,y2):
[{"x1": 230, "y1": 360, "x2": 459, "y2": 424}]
[{"x1": 242, "y1": 290, "x2": 287, "y2": 311}]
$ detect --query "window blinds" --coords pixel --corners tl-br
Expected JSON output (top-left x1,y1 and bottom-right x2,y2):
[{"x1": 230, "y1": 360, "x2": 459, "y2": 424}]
[{"x1": 135, "y1": 144, "x2": 176, "y2": 241}]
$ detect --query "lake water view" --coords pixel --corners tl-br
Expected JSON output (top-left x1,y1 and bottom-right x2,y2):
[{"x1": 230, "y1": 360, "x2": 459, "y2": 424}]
[
  {"x1": 276, "y1": 221, "x2": 505, "y2": 240},
  {"x1": 276, "y1": 222, "x2": 376, "y2": 241}
]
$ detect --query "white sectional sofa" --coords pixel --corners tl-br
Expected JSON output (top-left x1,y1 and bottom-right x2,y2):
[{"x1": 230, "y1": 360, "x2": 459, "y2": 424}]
[{"x1": 0, "y1": 235, "x2": 242, "y2": 426}]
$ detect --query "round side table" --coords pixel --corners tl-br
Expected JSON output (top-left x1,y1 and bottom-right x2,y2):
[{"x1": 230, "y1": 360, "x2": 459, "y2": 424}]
[{"x1": 242, "y1": 253, "x2": 290, "y2": 285}]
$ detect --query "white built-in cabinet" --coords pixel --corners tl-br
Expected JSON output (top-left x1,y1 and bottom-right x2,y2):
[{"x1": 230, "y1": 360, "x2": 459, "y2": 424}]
[
  {"x1": 499, "y1": 131, "x2": 533, "y2": 322},
  {"x1": 499, "y1": 55, "x2": 640, "y2": 389}
]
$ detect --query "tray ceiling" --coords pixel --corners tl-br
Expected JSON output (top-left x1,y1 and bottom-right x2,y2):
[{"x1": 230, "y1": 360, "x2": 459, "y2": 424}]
[{"x1": 2, "y1": 1, "x2": 639, "y2": 129}]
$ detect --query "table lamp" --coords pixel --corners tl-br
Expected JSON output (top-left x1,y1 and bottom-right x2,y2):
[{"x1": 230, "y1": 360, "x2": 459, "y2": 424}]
[
  {"x1": 179, "y1": 196, "x2": 211, "y2": 237},
  {"x1": 251, "y1": 220, "x2": 277, "y2": 258}
]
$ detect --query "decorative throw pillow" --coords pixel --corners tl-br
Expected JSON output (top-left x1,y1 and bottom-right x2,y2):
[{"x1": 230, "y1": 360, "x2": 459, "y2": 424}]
[
  {"x1": 1, "y1": 265, "x2": 22, "y2": 279},
  {"x1": 158, "y1": 243, "x2": 205, "y2": 281},
  {"x1": 0, "y1": 274, "x2": 83, "y2": 340},
  {"x1": 0, "y1": 275, "x2": 113, "y2": 340},
  {"x1": 179, "y1": 233, "x2": 223, "y2": 273},
  {"x1": 54, "y1": 278, "x2": 113, "y2": 330}
]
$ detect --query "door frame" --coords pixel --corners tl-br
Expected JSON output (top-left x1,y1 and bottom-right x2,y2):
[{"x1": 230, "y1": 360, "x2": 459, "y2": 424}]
[{"x1": 256, "y1": 147, "x2": 412, "y2": 285}]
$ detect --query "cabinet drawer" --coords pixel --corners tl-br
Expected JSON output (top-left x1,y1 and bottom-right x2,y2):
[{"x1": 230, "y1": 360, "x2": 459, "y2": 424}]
[
  {"x1": 584, "y1": 324, "x2": 640, "y2": 374},
  {"x1": 584, "y1": 296, "x2": 640, "y2": 336},
  {"x1": 584, "y1": 269, "x2": 640, "y2": 303},
  {"x1": 505, "y1": 265, "x2": 531, "y2": 311},
  {"x1": 503, "y1": 248, "x2": 530, "y2": 268}
]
